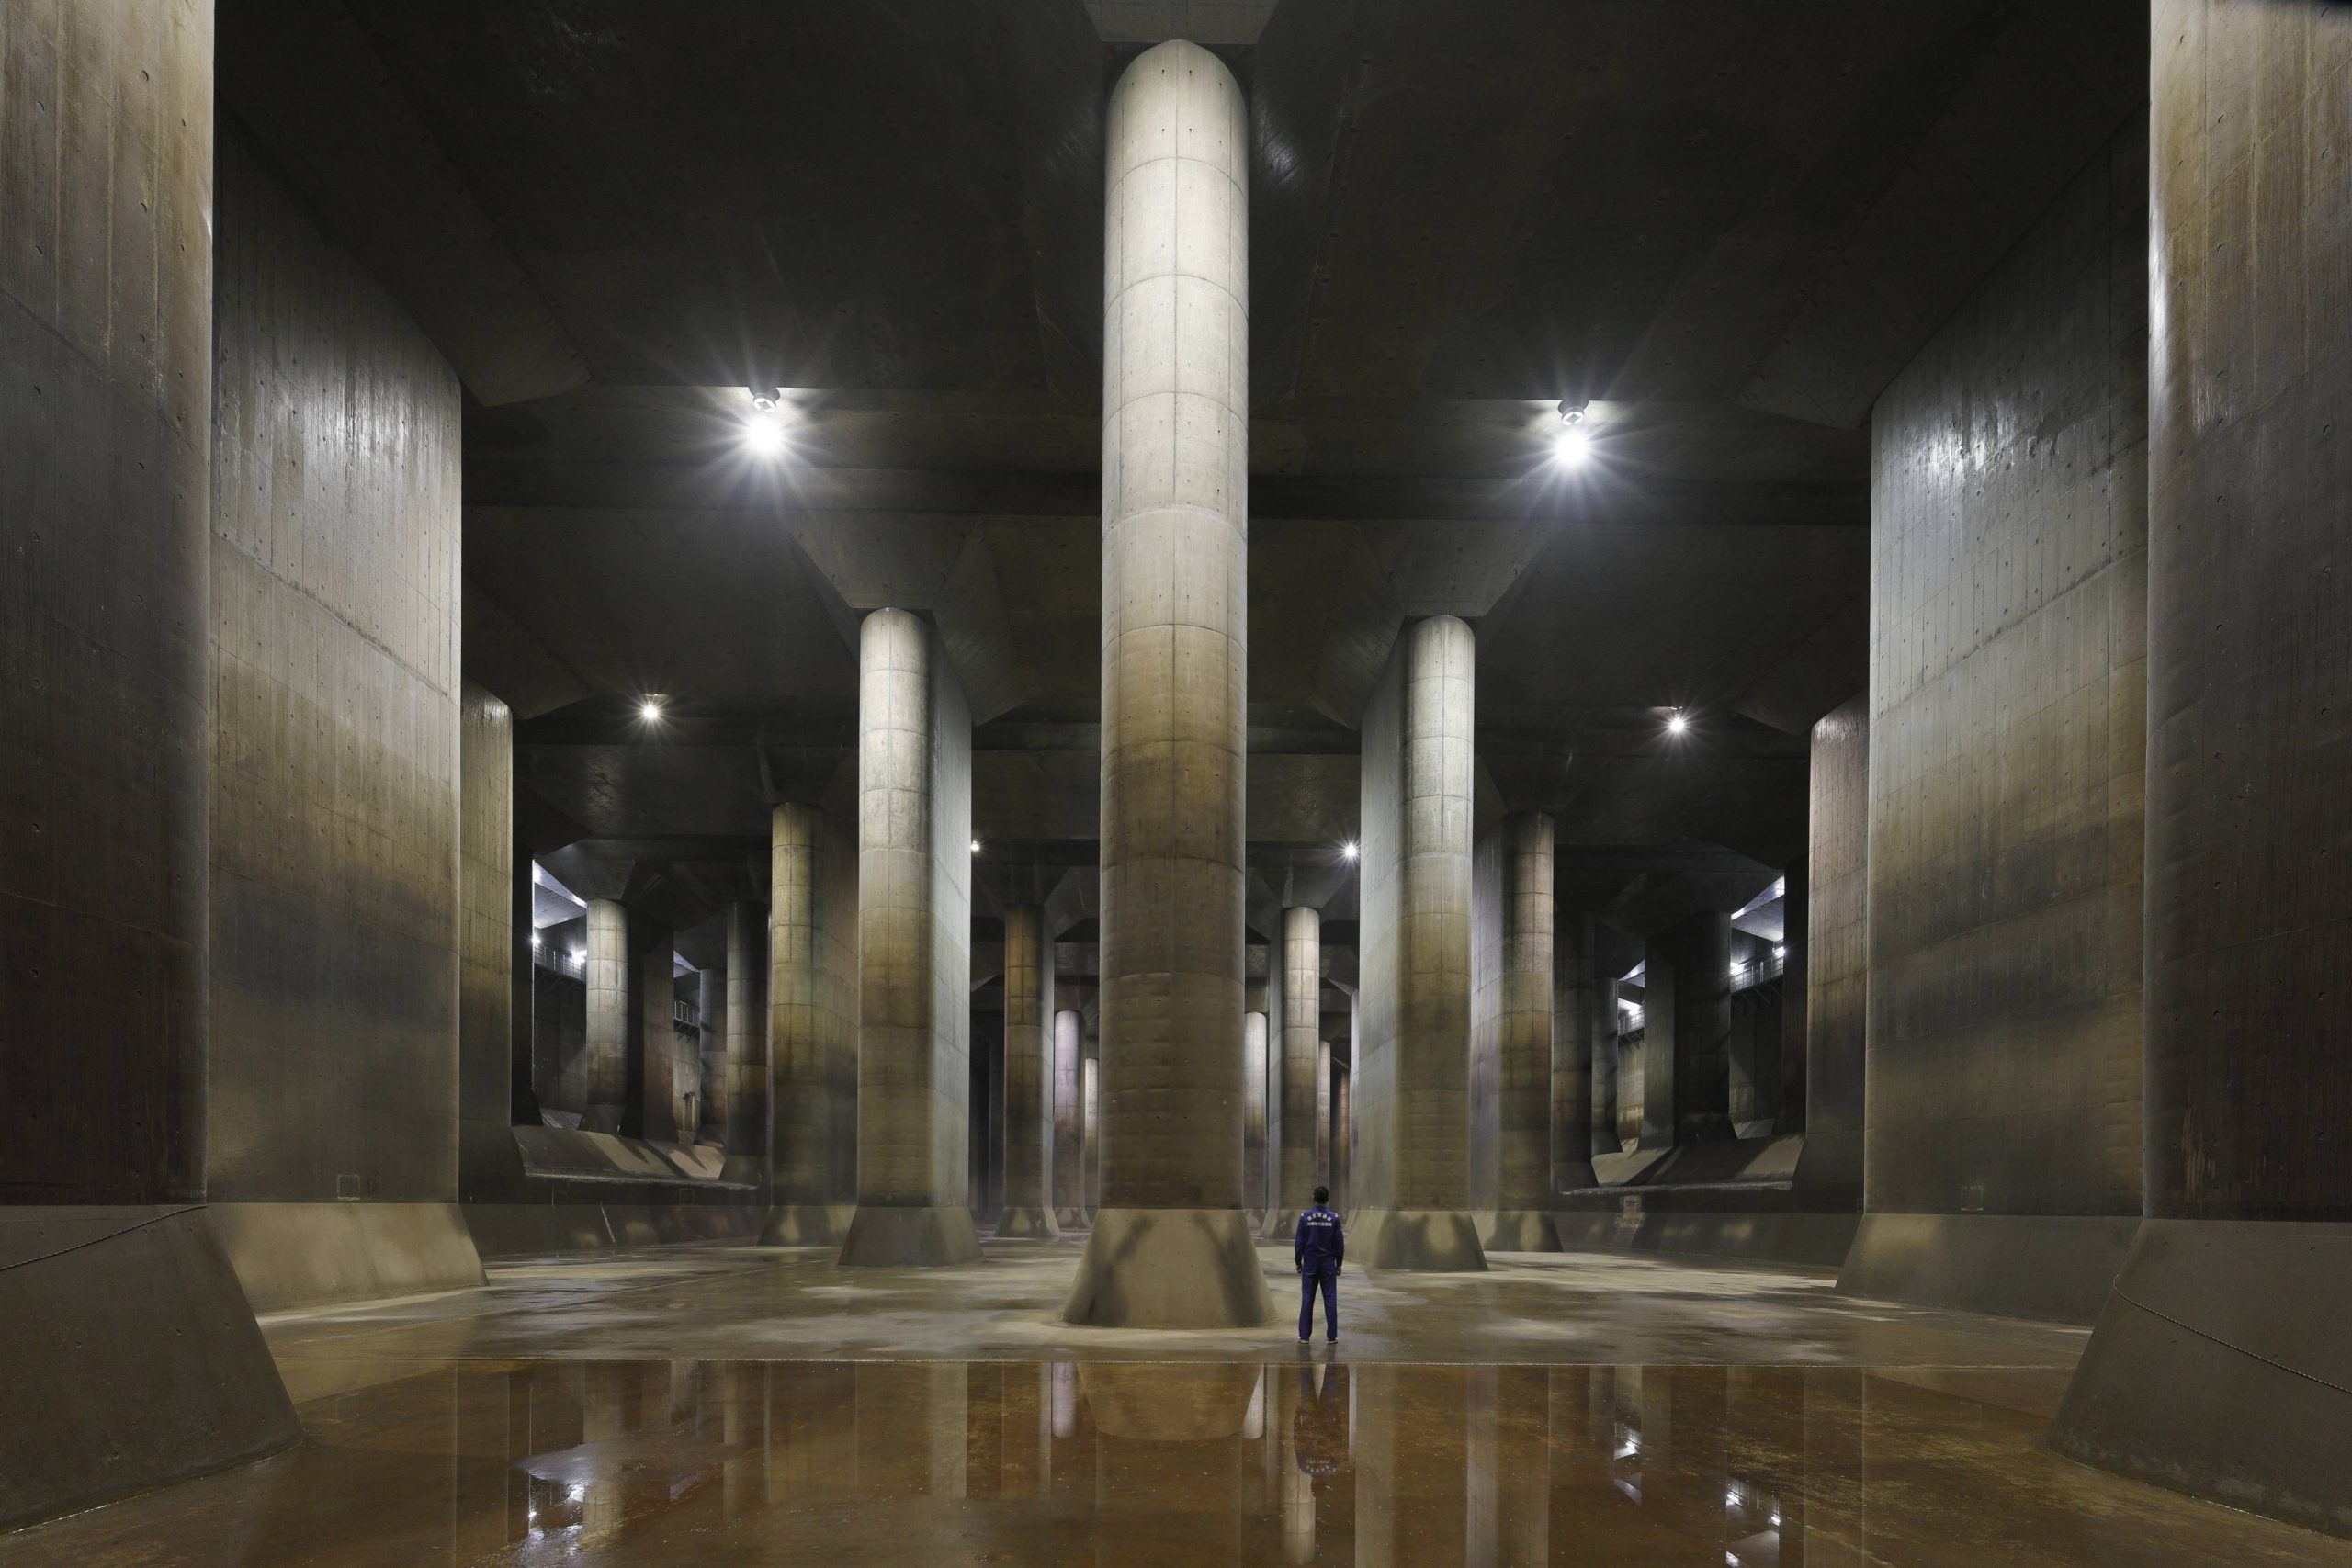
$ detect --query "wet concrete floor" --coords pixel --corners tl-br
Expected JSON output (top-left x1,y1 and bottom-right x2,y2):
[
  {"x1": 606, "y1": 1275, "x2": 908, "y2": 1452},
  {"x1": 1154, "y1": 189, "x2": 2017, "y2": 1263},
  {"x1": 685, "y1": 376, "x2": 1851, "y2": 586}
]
[{"x1": 11, "y1": 1238, "x2": 2349, "y2": 1565}]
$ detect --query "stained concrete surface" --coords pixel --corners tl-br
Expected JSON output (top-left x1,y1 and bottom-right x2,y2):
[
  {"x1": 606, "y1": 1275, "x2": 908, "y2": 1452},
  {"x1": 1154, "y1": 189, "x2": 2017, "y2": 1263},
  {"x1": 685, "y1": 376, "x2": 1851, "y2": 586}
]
[{"x1": 10, "y1": 1243, "x2": 2351, "y2": 1566}]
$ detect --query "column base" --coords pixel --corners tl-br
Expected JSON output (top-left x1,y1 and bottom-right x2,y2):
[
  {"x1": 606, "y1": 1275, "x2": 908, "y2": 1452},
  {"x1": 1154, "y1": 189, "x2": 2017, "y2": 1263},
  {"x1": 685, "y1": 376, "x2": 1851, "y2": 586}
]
[
  {"x1": 1351, "y1": 1208, "x2": 1488, "y2": 1271},
  {"x1": 761, "y1": 1203, "x2": 854, "y2": 1247},
  {"x1": 1055, "y1": 1206, "x2": 1088, "y2": 1230},
  {"x1": 994, "y1": 1204, "x2": 1060, "y2": 1240},
  {"x1": 837, "y1": 1203, "x2": 982, "y2": 1268},
  {"x1": 1480, "y1": 1208, "x2": 1563, "y2": 1253},
  {"x1": 1261, "y1": 1204, "x2": 1305, "y2": 1243},
  {"x1": 0, "y1": 1208, "x2": 298, "y2": 1529},
  {"x1": 210, "y1": 1201, "x2": 485, "y2": 1311},
  {"x1": 1063, "y1": 1207, "x2": 1274, "y2": 1327},
  {"x1": 2051, "y1": 1220, "x2": 2352, "y2": 1538}
]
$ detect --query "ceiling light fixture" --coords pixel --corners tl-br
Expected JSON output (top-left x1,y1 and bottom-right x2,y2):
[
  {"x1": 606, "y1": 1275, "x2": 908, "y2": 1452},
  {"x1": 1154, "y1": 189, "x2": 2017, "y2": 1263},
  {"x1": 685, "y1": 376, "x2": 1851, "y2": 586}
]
[
  {"x1": 639, "y1": 696, "x2": 665, "y2": 723},
  {"x1": 742, "y1": 414, "x2": 787, "y2": 457},
  {"x1": 1666, "y1": 709, "x2": 1689, "y2": 736},
  {"x1": 1553, "y1": 423, "x2": 1592, "y2": 468}
]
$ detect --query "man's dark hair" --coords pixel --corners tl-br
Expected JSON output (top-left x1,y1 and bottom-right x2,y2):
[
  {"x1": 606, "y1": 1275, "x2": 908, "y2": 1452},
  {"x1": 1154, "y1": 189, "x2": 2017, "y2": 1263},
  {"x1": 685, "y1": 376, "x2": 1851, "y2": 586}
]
[{"x1": 1313, "y1": 1185, "x2": 1330, "y2": 1205}]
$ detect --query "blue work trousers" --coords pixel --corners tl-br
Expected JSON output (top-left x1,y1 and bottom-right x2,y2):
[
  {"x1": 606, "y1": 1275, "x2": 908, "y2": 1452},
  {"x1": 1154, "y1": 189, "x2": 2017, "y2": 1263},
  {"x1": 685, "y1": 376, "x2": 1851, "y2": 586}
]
[{"x1": 1298, "y1": 1264, "x2": 1339, "y2": 1339}]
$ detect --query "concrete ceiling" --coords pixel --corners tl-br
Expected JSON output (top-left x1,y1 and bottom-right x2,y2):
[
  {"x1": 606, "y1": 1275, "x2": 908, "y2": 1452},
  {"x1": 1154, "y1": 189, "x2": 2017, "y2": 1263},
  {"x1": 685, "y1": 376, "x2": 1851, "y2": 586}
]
[{"x1": 220, "y1": 0, "x2": 2145, "y2": 939}]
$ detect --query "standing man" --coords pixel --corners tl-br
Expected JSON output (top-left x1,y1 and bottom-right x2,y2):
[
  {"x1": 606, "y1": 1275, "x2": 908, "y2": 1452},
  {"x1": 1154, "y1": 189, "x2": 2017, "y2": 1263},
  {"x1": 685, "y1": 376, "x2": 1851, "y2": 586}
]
[{"x1": 1294, "y1": 1185, "x2": 1345, "y2": 1343}]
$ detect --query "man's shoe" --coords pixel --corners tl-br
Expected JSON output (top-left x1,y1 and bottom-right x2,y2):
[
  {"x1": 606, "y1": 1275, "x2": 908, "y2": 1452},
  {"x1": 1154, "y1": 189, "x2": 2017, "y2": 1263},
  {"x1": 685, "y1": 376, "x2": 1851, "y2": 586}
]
[{"x1": 1298, "y1": 1335, "x2": 1309, "y2": 1343}]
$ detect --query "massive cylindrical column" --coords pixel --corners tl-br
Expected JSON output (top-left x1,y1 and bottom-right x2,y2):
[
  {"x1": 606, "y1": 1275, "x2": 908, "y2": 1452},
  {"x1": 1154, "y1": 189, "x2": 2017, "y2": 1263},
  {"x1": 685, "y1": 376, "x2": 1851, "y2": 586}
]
[
  {"x1": 1082, "y1": 1046, "x2": 1101, "y2": 1215},
  {"x1": 1317, "y1": 1040, "x2": 1333, "y2": 1184},
  {"x1": 999, "y1": 905, "x2": 1058, "y2": 1237},
  {"x1": 2052, "y1": 4, "x2": 2352, "y2": 1533},
  {"x1": 631, "y1": 914, "x2": 677, "y2": 1143},
  {"x1": 1355, "y1": 615, "x2": 1487, "y2": 1269},
  {"x1": 1064, "y1": 39, "x2": 1269, "y2": 1326},
  {"x1": 1487, "y1": 811, "x2": 1560, "y2": 1250},
  {"x1": 1262, "y1": 907, "x2": 1325, "y2": 1238},
  {"x1": 1053, "y1": 1009, "x2": 1085, "y2": 1227},
  {"x1": 840, "y1": 609, "x2": 979, "y2": 1266},
  {"x1": 1333, "y1": 1060, "x2": 1352, "y2": 1214},
  {"x1": 1648, "y1": 911, "x2": 1733, "y2": 1146},
  {"x1": 764, "y1": 801, "x2": 857, "y2": 1242},
  {"x1": 697, "y1": 966, "x2": 729, "y2": 1146},
  {"x1": 720, "y1": 900, "x2": 765, "y2": 1165},
  {"x1": 1243, "y1": 1008, "x2": 1270, "y2": 1217},
  {"x1": 1778, "y1": 862, "x2": 1808, "y2": 1132},
  {"x1": 1553, "y1": 910, "x2": 1598, "y2": 1183},
  {"x1": 582, "y1": 898, "x2": 630, "y2": 1133}
]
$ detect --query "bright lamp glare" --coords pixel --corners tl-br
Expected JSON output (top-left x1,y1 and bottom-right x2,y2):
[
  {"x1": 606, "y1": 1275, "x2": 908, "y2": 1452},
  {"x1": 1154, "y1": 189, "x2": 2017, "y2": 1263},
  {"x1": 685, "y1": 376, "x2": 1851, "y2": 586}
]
[
  {"x1": 742, "y1": 415, "x2": 786, "y2": 457},
  {"x1": 639, "y1": 699, "x2": 663, "y2": 723},
  {"x1": 970, "y1": 839, "x2": 982, "y2": 855},
  {"x1": 1553, "y1": 424, "x2": 1592, "y2": 468},
  {"x1": 1774, "y1": 944, "x2": 1787, "y2": 959},
  {"x1": 1666, "y1": 711, "x2": 1688, "y2": 736},
  {"x1": 1342, "y1": 840, "x2": 1359, "y2": 861}
]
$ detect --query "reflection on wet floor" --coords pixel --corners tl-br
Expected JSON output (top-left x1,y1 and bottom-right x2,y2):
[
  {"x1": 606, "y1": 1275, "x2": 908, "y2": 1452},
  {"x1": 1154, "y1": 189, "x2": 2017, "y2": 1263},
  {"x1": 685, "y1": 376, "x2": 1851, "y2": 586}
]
[{"x1": 15, "y1": 1356, "x2": 2350, "y2": 1566}]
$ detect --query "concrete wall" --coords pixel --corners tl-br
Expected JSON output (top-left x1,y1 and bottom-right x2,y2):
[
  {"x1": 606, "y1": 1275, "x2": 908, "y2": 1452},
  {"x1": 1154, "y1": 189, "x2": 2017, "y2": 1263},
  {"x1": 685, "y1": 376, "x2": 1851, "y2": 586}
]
[
  {"x1": 205, "y1": 126, "x2": 479, "y2": 1305},
  {"x1": 1844, "y1": 125, "x2": 2147, "y2": 1318},
  {"x1": 2053, "y1": 3, "x2": 2352, "y2": 1536},
  {"x1": 0, "y1": 3, "x2": 298, "y2": 1526}
]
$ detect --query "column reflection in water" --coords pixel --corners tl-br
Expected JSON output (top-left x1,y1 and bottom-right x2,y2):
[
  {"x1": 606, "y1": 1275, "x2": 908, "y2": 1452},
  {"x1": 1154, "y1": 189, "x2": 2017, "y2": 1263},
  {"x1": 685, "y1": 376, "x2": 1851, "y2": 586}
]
[
  {"x1": 28, "y1": 1358, "x2": 2063, "y2": 1564},
  {"x1": 1080, "y1": 1364, "x2": 1262, "y2": 1565},
  {"x1": 721, "y1": 1362, "x2": 765, "y2": 1520}
]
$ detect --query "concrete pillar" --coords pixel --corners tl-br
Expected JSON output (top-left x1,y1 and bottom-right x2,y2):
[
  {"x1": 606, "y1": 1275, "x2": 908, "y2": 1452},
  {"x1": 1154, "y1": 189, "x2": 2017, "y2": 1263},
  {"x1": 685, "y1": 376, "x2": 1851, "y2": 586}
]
[
  {"x1": 839, "y1": 608, "x2": 980, "y2": 1266},
  {"x1": 631, "y1": 916, "x2": 677, "y2": 1144},
  {"x1": 1553, "y1": 910, "x2": 1599, "y2": 1186},
  {"x1": 1081, "y1": 1048, "x2": 1101, "y2": 1215},
  {"x1": 2052, "y1": 5, "x2": 2352, "y2": 1533},
  {"x1": 1317, "y1": 1040, "x2": 1333, "y2": 1185},
  {"x1": 1242, "y1": 1009, "x2": 1270, "y2": 1218},
  {"x1": 1064, "y1": 39, "x2": 1269, "y2": 1327},
  {"x1": 582, "y1": 898, "x2": 630, "y2": 1133},
  {"x1": 1798, "y1": 695, "x2": 1868, "y2": 1205},
  {"x1": 720, "y1": 901, "x2": 765, "y2": 1170},
  {"x1": 459, "y1": 686, "x2": 526, "y2": 1203},
  {"x1": 1263, "y1": 907, "x2": 1325, "y2": 1238},
  {"x1": 1487, "y1": 811, "x2": 1559, "y2": 1250},
  {"x1": 0, "y1": 8, "x2": 303, "y2": 1517},
  {"x1": 999, "y1": 905, "x2": 1058, "y2": 1237},
  {"x1": 1779, "y1": 862, "x2": 1808, "y2": 1133},
  {"x1": 765, "y1": 801, "x2": 855, "y2": 1243},
  {"x1": 1052, "y1": 1009, "x2": 1085, "y2": 1226},
  {"x1": 1355, "y1": 615, "x2": 1487, "y2": 1270},
  {"x1": 1333, "y1": 1062, "x2": 1352, "y2": 1214},
  {"x1": 1645, "y1": 911, "x2": 1733, "y2": 1147},
  {"x1": 697, "y1": 967, "x2": 729, "y2": 1147}
]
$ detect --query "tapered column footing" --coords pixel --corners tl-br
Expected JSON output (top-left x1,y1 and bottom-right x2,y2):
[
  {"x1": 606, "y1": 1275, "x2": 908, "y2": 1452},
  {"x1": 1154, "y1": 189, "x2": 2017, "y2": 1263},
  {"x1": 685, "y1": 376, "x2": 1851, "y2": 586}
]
[
  {"x1": 1480, "y1": 1210, "x2": 1563, "y2": 1252},
  {"x1": 994, "y1": 1205, "x2": 1060, "y2": 1240},
  {"x1": 1351, "y1": 1208, "x2": 1489, "y2": 1271},
  {"x1": 1063, "y1": 1208, "x2": 1274, "y2": 1327},
  {"x1": 837, "y1": 1204, "x2": 981, "y2": 1267},
  {"x1": 762, "y1": 1204, "x2": 854, "y2": 1247}
]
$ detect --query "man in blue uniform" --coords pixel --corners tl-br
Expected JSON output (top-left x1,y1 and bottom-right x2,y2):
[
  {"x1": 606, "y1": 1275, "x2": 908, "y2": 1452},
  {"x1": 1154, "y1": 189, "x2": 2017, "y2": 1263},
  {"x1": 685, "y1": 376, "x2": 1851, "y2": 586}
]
[{"x1": 1294, "y1": 1185, "x2": 1344, "y2": 1342}]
